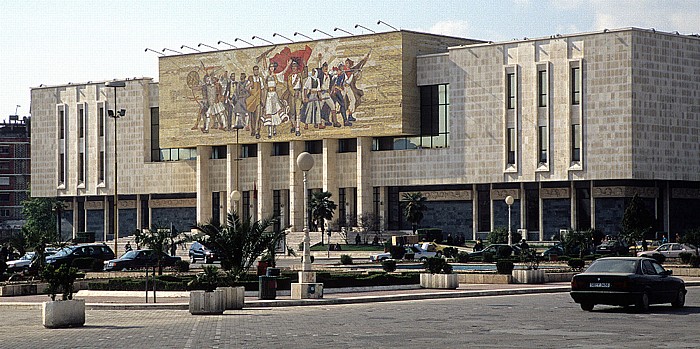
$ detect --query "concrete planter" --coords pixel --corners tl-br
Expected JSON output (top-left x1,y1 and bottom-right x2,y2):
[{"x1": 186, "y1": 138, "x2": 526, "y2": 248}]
[
  {"x1": 512, "y1": 269, "x2": 545, "y2": 284},
  {"x1": 458, "y1": 273, "x2": 513, "y2": 284},
  {"x1": 420, "y1": 273, "x2": 459, "y2": 289},
  {"x1": 0, "y1": 284, "x2": 38, "y2": 297},
  {"x1": 189, "y1": 290, "x2": 225, "y2": 315},
  {"x1": 42, "y1": 299, "x2": 85, "y2": 328},
  {"x1": 222, "y1": 286, "x2": 245, "y2": 310}
]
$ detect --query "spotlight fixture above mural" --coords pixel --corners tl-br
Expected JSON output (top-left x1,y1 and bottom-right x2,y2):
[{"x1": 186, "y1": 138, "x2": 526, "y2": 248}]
[
  {"x1": 198, "y1": 43, "x2": 218, "y2": 51},
  {"x1": 217, "y1": 41, "x2": 237, "y2": 49},
  {"x1": 334, "y1": 28, "x2": 354, "y2": 36},
  {"x1": 293, "y1": 32, "x2": 313, "y2": 41},
  {"x1": 180, "y1": 45, "x2": 201, "y2": 52},
  {"x1": 144, "y1": 48, "x2": 165, "y2": 55},
  {"x1": 377, "y1": 20, "x2": 399, "y2": 31},
  {"x1": 312, "y1": 29, "x2": 333, "y2": 38},
  {"x1": 234, "y1": 38, "x2": 253, "y2": 46},
  {"x1": 162, "y1": 48, "x2": 183, "y2": 55},
  {"x1": 273, "y1": 33, "x2": 294, "y2": 43},
  {"x1": 354, "y1": 24, "x2": 375, "y2": 33},
  {"x1": 251, "y1": 36, "x2": 274, "y2": 45}
]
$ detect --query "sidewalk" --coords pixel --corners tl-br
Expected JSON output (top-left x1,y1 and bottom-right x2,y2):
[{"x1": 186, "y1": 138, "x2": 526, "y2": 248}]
[{"x1": 3, "y1": 277, "x2": 699, "y2": 310}]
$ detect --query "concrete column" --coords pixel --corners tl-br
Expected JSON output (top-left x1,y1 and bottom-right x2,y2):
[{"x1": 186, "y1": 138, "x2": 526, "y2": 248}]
[
  {"x1": 196, "y1": 145, "x2": 212, "y2": 223},
  {"x1": 257, "y1": 142, "x2": 272, "y2": 221},
  {"x1": 589, "y1": 181, "x2": 595, "y2": 230},
  {"x1": 472, "y1": 184, "x2": 478, "y2": 240},
  {"x1": 520, "y1": 183, "x2": 526, "y2": 230},
  {"x1": 538, "y1": 183, "x2": 544, "y2": 241},
  {"x1": 323, "y1": 139, "x2": 338, "y2": 202},
  {"x1": 356, "y1": 137, "x2": 373, "y2": 219},
  {"x1": 571, "y1": 181, "x2": 577, "y2": 231},
  {"x1": 289, "y1": 141, "x2": 304, "y2": 231},
  {"x1": 72, "y1": 197, "x2": 78, "y2": 240},
  {"x1": 379, "y1": 186, "x2": 387, "y2": 231},
  {"x1": 103, "y1": 196, "x2": 109, "y2": 241},
  {"x1": 136, "y1": 194, "x2": 142, "y2": 231}
]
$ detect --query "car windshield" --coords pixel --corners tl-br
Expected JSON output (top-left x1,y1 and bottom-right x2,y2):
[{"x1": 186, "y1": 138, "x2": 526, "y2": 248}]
[
  {"x1": 20, "y1": 253, "x2": 35, "y2": 261},
  {"x1": 52, "y1": 246, "x2": 75, "y2": 257},
  {"x1": 120, "y1": 250, "x2": 138, "y2": 259},
  {"x1": 586, "y1": 259, "x2": 637, "y2": 273}
]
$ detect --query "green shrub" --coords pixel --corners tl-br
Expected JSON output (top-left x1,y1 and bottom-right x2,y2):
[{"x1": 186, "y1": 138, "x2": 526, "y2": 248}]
[
  {"x1": 482, "y1": 252, "x2": 495, "y2": 263},
  {"x1": 382, "y1": 259, "x2": 397, "y2": 272},
  {"x1": 496, "y1": 260, "x2": 514, "y2": 274},
  {"x1": 389, "y1": 245, "x2": 406, "y2": 260},
  {"x1": 568, "y1": 258, "x2": 585, "y2": 271},
  {"x1": 340, "y1": 254, "x2": 353, "y2": 265},
  {"x1": 175, "y1": 260, "x2": 190, "y2": 272},
  {"x1": 690, "y1": 255, "x2": 700, "y2": 268},
  {"x1": 423, "y1": 257, "x2": 448, "y2": 274},
  {"x1": 679, "y1": 252, "x2": 693, "y2": 264},
  {"x1": 442, "y1": 263, "x2": 453, "y2": 274},
  {"x1": 187, "y1": 265, "x2": 221, "y2": 292},
  {"x1": 496, "y1": 246, "x2": 513, "y2": 259},
  {"x1": 442, "y1": 247, "x2": 458, "y2": 259},
  {"x1": 456, "y1": 251, "x2": 470, "y2": 263}
]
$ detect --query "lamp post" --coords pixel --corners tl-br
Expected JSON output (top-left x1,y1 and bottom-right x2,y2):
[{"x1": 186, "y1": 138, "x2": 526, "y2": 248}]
[
  {"x1": 505, "y1": 195, "x2": 514, "y2": 246},
  {"x1": 105, "y1": 80, "x2": 126, "y2": 256},
  {"x1": 230, "y1": 125, "x2": 243, "y2": 213},
  {"x1": 296, "y1": 152, "x2": 314, "y2": 272}
]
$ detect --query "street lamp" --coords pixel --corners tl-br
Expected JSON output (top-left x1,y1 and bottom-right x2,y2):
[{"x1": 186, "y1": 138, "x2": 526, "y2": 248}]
[
  {"x1": 105, "y1": 80, "x2": 126, "y2": 256},
  {"x1": 230, "y1": 124, "x2": 244, "y2": 213},
  {"x1": 296, "y1": 152, "x2": 314, "y2": 272},
  {"x1": 505, "y1": 195, "x2": 514, "y2": 246}
]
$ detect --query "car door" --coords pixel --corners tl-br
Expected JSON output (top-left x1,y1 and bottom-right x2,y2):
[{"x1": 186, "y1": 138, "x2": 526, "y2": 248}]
[
  {"x1": 669, "y1": 244, "x2": 683, "y2": 258},
  {"x1": 651, "y1": 261, "x2": 676, "y2": 302},
  {"x1": 641, "y1": 259, "x2": 663, "y2": 303},
  {"x1": 656, "y1": 244, "x2": 670, "y2": 257}
]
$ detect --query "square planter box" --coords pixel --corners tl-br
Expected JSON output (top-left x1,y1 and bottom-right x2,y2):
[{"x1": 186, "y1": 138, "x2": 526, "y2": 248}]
[
  {"x1": 420, "y1": 273, "x2": 459, "y2": 289},
  {"x1": 222, "y1": 286, "x2": 245, "y2": 310},
  {"x1": 512, "y1": 269, "x2": 545, "y2": 284},
  {"x1": 189, "y1": 290, "x2": 225, "y2": 315},
  {"x1": 43, "y1": 299, "x2": 85, "y2": 328}
]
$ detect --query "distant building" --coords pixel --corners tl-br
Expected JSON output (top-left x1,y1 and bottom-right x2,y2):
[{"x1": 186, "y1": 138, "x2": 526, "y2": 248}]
[
  {"x1": 29, "y1": 27, "x2": 700, "y2": 242},
  {"x1": 0, "y1": 116, "x2": 30, "y2": 238}
]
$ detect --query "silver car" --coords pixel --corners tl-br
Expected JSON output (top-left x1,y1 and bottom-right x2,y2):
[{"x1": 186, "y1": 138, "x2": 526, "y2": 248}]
[{"x1": 637, "y1": 243, "x2": 697, "y2": 258}]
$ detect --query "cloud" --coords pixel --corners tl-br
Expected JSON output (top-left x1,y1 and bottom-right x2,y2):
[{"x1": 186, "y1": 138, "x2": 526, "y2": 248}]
[{"x1": 427, "y1": 20, "x2": 470, "y2": 38}]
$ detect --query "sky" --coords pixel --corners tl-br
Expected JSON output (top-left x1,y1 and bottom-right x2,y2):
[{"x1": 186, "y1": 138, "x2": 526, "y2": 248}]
[{"x1": 1, "y1": 0, "x2": 699, "y2": 120}]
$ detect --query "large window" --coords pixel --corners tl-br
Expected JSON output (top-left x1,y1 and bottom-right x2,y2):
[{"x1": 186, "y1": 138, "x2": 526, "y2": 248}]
[
  {"x1": 78, "y1": 153, "x2": 85, "y2": 184},
  {"x1": 241, "y1": 144, "x2": 257, "y2": 158},
  {"x1": 338, "y1": 138, "x2": 357, "y2": 153},
  {"x1": 538, "y1": 70, "x2": 548, "y2": 107},
  {"x1": 571, "y1": 67, "x2": 581, "y2": 105},
  {"x1": 78, "y1": 107, "x2": 85, "y2": 139},
  {"x1": 98, "y1": 151, "x2": 105, "y2": 183},
  {"x1": 305, "y1": 140, "x2": 323, "y2": 154},
  {"x1": 506, "y1": 73, "x2": 516, "y2": 109},
  {"x1": 538, "y1": 126, "x2": 548, "y2": 164},
  {"x1": 59, "y1": 153, "x2": 65, "y2": 185},
  {"x1": 507, "y1": 128, "x2": 516, "y2": 166},
  {"x1": 59, "y1": 109, "x2": 65, "y2": 140},
  {"x1": 159, "y1": 148, "x2": 197, "y2": 161},
  {"x1": 418, "y1": 84, "x2": 450, "y2": 148},
  {"x1": 99, "y1": 106, "x2": 105, "y2": 137},
  {"x1": 150, "y1": 107, "x2": 160, "y2": 161},
  {"x1": 572, "y1": 124, "x2": 581, "y2": 162},
  {"x1": 272, "y1": 142, "x2": 289, "y2": 156},
  {"x1": 211, "y1": 146, "x2": 227, "y2": 159}
]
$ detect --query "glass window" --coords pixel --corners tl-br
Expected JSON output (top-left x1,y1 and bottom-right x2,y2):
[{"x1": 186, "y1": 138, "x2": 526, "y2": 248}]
[
  {"x1": 78, "y1": 152, "x2": 84, "y2": 184},
  {"x1": 98, "y1": 151, "x2": 104, "y2": 182},
  {"x1": 78, "y1": 107, "x2": 85, "y2": 139},
  {"x1": 0, "y1": 177, "x2": 9, "y2": 186},
  {"x1": 572, "y1": 124, "x2": 581, "y2": 162},
  {"x1": 99, "y1": 106, "x2": 105, "y2": 137},
  {"x1": 571, "y1": 67, "x2": 581, "y2": 105},
  {"x1": 241, "y1": 144, "x2": 258, "y2": 158},
  {"x1": 538, "y1": 126, "x2": 548, "y2": 164},
  {"x1": 211, "y1": 146, "x2": 227, "y2": 159},
  {"x1": 418, "y1": 84, "x2": 450, "y2": 149},
  {"x1": 305, "y1": 140, "x2": 323, "y2": 154},
  {"x1": 272, "y1": 142, "x2": 289, "y2": 156},
  {"x1": 538, "y1": 70, "x2": 548, "y2": 107},
  {"x1": 507, "y1": 128, "x2": 516, "y2": 165},
  {"x1": 59, "y1": 153, "x2": 65, "y2": 184},
  {"x1": 59, "y1": 109, "x2": 65, "y2": 140},
  {"x1": 506, "y1": 73, "x2": 516, "y2": 109},
  {"x1": 338, "y1": 138, "x2": 357, "y2": 153}
]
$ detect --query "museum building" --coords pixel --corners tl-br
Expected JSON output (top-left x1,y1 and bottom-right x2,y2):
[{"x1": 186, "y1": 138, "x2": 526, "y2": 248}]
[{"x1": 29, "y1": 28, "x2": 700, "y2": 243}]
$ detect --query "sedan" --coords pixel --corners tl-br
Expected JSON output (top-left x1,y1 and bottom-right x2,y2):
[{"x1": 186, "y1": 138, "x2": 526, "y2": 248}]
[
  {"x1": 103, "y1": 249, "x2": 181, "y2": 271},
  {"x1": 6, "y1": 252, "x2": 35, "y2": 272},
  {"x1": 637, "y1": 243, "x2": 698, "y2": 258},
  {"x1": 570, "y1": 257, "x2": 686, "y2": 312},
  {"x1": 468, "y1": 244, "x2": 521, "y2": 259}
]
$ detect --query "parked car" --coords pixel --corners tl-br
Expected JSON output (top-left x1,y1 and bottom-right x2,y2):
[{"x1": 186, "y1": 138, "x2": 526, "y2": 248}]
[
  {"x1": 595, "y1": 240, "x2": 628, "y2": 255},
  {"x1": 570, "y1": 257, "x2": 686, "y2": 311},
  {"x1": 6, "y1": 252, "x2": 36, "y2": 272},
  {"x1": 468, "y1": 244, "x2": 521, "y2": 259},
  {"x1": 45, "y1": 243, "x2": 115, "y2": 268},
  {"x1": 370, "y1": 243, "x2": 440, "y2": 262},
  {"x1": 628, "y1": 240, "x2": 661, "y2": 253},
  {"x1": 637, "y1": 243, "x2": 698, "y2": 259},
  {"x1": 104, "y1": 249, "x2": 181, "y2": 271},
  {"x1": 189, "y1": 241, "x2": 219, "y2": 264}
]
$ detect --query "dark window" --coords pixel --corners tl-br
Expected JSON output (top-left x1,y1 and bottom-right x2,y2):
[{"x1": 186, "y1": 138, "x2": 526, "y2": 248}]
[
  {"x1": 339, "y1": 188, "x2": 347, "y2": 225},
  {"x1": 211, "y1": 192, "x2": 220, "y2": 226},
  {"x1": 78, "y1": 108, "x2": 85, "y2": 139},
  {"x1": 273, "y1": 142, "x2": 289, "y2": 156},
  {"x1": 78, "y1": 152, "x2": 84, "y2": 184},
  {"x1": 506, "y1": 73, "x2": 516, "y2": 109},
  {"x1": 305, "y1": 140, "x2": 323, "y2": 154},
  {"x1": 59, "y1": 153, "x2": 65, "y2": 184},
  {"x1": 571, "y1": 67, "x2": 581, "y2": 105},
  {"x1": 526, "y1": 189, "x2": 539, "y2": 231},
  {"x1": 0, "y1": 193, "x2": 9, "y2": 202},
  {"x1": 538, "y1": 70, "x2": 548, "y2": 107},
  {"x1": 576, "y1": 187, "x2": 591, "y2": 230},
  {"x1": 0, "y1": 161, "x2": 8, "y2": 170},
  {"x1": 242, "y1": 191, "x2": 250, "y2": 221},
  {"x1": 538, "y1": 126, "x2": 548, "y2": 164},
  {"x1": 373, "y1": 186, "x2": 381, "y2": 220},
  {"x1": 59, "y1": 109, "x2": 65, "y2": 140},
  {"x1": 418, "y1": 84, "x2": 450, "y2": 148},
  {"x1": 98, "y1": 151, "x2": 104, "y2": 183},
  {"x1": 507, "y1": 128, "x2": 516, "y2": 166},
  {"x1": 0, "y1": 146, "x2": 9, "y2": 155},
  {"x1": 99, "y1": 106, "x2": 105, "y2": 137},
  {"x1": 150, "y1": 108, "x2": 160, "y2": 162},
  {"x1": 211, "y1": 146, "x2": 227, "y2": 159},
  {"x1": 477, "y1": 189, "x2": 491, "y2": 232},
  {"x1": 372, "y1": 137, "x2": 394, "y2": 151},
  {"x1": 241, "y1": 144, "x2": 258, "y2": 158},
  {"x1": 338, "y1": 138, "x2": 357, "y2": 153},
  {"x1": 572, "y1": 124, "x2": 581, "y2": 162}
]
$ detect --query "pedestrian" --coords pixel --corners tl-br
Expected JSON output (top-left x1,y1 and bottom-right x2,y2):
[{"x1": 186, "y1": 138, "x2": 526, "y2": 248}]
[
  {"x1": 662, "y1": 234, "x2": 668, "y2": 244},
  {"x1": 355, "y1": 233, "x2": 361, "y2": 245},
  {"x1": 124, "y1": 241, "x2": 132, "y2": 252},
  {"x1": 520, "y1": 239, "x2": 529, "y2": 250},
  {"x1": 473, "y1": 238, "x2": 484, "y2": 252}
]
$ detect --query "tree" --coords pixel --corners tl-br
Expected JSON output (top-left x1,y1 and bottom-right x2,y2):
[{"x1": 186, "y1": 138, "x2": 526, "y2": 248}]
[
  {"x1": 680, "y1": 228, "x2": 700, "y2": 257},
  {"x1": 20, "y1": 196, "x2": 64, "y2": 273},
  {"x1": 194, "y1": 211, "x2": 278, "y2": 282},
  {"x1": 402, "y1": 192, "x2": 428, "y2": 234},
  {"x1": 357, "y1": 212, "x2": 382, "y2": 244},
  {"x1": 620, "y1": 194, "x2": 654, "y2": 246},
  {"x1": 309, "y1": 191, "x2": 337, "y2": 245},
  {"x1": 133, "y1": 226, "x2": 189, "y2": 275},
  {"x1": 487, "y1": 227, "x2": 522, "y2": 245},
  {"x1": 562, "y1": 229, "x2": 594, "y2": 258}
]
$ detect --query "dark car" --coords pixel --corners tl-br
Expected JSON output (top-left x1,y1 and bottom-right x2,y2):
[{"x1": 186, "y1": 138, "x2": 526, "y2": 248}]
[
  {"x1": 570, "y1": 257, "x2": 686, "y2": 312},
  {"x1": 103, "y1": 249, "x2": 181, "y2": 271},
  {"x1": 45, "y1": 243, "x2": 115, "y2": 268},
  {"x1": 189, "y1": 241, "x2": 219, "y2": 264},
  {"x1": 468, "y1": 244, "x2": 521, "y2": 259},
  {"x1": 595, "y1": 240, "x2": 628, "y2": 255}
]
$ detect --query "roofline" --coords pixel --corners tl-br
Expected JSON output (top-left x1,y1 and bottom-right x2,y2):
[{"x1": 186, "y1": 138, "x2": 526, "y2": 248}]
[{"x1": 30, "y1": 77, "x2": 155, "y2": 91}]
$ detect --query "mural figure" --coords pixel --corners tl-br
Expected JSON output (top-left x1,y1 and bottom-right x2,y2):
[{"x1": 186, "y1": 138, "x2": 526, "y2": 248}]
[
  {"x1": 317, "y1": 55, "x2": 342, "y2": 127},
  {"x1": 206, "y1": 75, "x2": 227, "y2": 130},
  {"x1": 285, "y1": 59, "x2": 304, "y2": 136},
  {"x1": 245, "y1": 66, "x2": 264, "y2": 138},
  {"x1": 302, "y1": 67, "x2": 322, "y2": 128},
  {"x1": 232, "y1": 72, "x2": 249, "y2": 129},
  {"x1": 331, "y1": 63, "x2": 350, "y2": 126},
  {"x1": 261, "y1": 58, "x2": 291, "y2": 138}
]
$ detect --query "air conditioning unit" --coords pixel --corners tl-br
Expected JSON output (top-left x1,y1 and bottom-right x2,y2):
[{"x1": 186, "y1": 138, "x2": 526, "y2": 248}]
[{"x1": 559, "y1": 229, "x2": 570, "y2": 240}]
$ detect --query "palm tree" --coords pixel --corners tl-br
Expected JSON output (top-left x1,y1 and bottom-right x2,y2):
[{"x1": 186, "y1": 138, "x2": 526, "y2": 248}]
[
  {"x1": 309, "y1": 191, "x2": 337, "y2": 245},
  {"x1": 194, "y1": 211, "x2": 280, "y2": 281},
  {"x1": 402, "y1": 192, "x2": 428, "y2": 235},
  {"x1": 133, "y1": 226, "x2": 189, "y2": 275}
]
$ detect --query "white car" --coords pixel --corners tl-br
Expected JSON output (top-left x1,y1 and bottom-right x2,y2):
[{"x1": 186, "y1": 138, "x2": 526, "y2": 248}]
[
  {"x1": 6, "y1": 252, "x2": 35, "y2": 272},
  {"x1": 370, "y1": 243, "x2": 440, "y2": 262},
  {"x1": 637, "y1": 243, "x2": 698, "y2": 258}
]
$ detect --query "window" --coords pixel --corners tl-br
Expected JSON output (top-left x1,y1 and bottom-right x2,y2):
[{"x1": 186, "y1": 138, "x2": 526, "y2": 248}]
[
  {"x1": 571, "y1": 67, "x2": 581, "y2": 105},
  {"x1": 150, "y1": 107, "x2": 160, "y2": 162},
  {"x1": 507, "y1": 128, "x2": 516, "y2": 166},
  {"x1": 339, "y1": 188, "x2": 347, "y2": 225},
  {"x1": 241, "y1": 144, "x2": 257, "y2": 158},
  {"x1": 538, "y1": 126, "x2": 548, "y2": 164},
  {"x1": 338, "y1": 138, "x2": 357, "y2": 153},
  {"x1": 0, "y1": 193, "x2": 9, "y2": 202},
  {"x1": 0, "y1": 177, "x2": 9, "y2": 186},
  {"x1": 98, "y1": 151, "x2": 105, "y2": 183},
  {"x1": 78, "y1": 152, "x2": 85, "y2": 184},
  {"x1": 211, "y1": 146, "x2": 227, "y2": 159},
  {"x1": 0, "y1": 209, "x2": 9, "y2": 217},
  {"x1": 272, "y1": 142, "x2": 289, "y2": 156},
  {"x1": 372, "y1": 137, "x2": 394, "y2": 151},
  {"x1": 59, "y1": 109, "x2": 65, "y2": 140},
  {"x1": 0, "y1": 146, "x2": 9, "y2": 155},
  {"x1": 59, "y1": 153, "x2": 65, "y2": 185},
  {"x1": 0, "y1": 161, "x2": 8, "y2": 170},
  {"x1": 78, "y1": 107, "x2": 85, "y2": 138},
  {"x1": 418, "y1": 84, "x2": 450, "y2": 148},
  {"x1": 538, "y1": 70, "x2": 548, "y2": 107},
  {"x1": 99, "y1": 106, "x2": 105, "y2": 137},
  {"x1": 572, "y1": 124, "x2": 581, "y2": 162},
  {"x1": 506, "y1": 73, "x2": 516, "y2": 109},
  {"x1": 305, "y1": 140, "x2": 323, "y2": 154}
]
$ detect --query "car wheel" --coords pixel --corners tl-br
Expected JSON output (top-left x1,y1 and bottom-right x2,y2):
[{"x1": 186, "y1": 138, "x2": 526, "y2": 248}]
[
  {"x1": 671, "y1": 288, "x2": 686, "y2": 308},
  {"x1": 419, "y1": 257, "x2": 427, "y2": 262},
  {"x1": 636, "y1": 292, "x2": 650, "y2": 312},
  {"x1": 580, "y1": 302, "x2": 594, "y2": 311}
]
